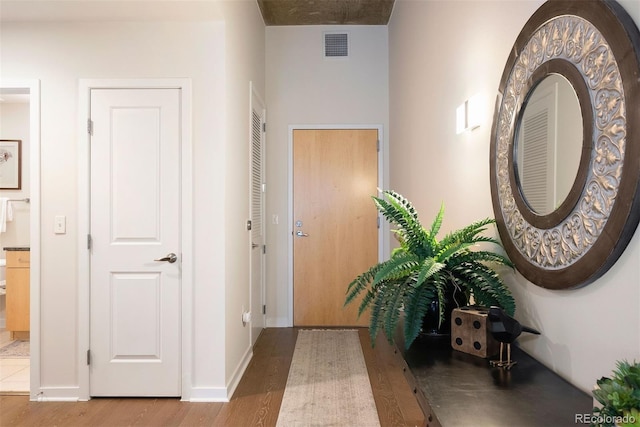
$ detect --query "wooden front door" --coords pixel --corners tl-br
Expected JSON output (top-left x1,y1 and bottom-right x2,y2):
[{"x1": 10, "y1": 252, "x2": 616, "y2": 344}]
[{"x1": 293, "y1": 129, "x2": 378, "y2": 326}]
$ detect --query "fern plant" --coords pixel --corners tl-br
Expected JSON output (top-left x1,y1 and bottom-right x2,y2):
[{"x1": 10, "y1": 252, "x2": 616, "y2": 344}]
[{"x1": 345, "y1": 190, "x2": 516, "y2": 348}]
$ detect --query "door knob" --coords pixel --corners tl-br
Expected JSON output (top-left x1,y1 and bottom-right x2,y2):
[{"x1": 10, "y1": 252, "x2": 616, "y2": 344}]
[
  {"x1": 296, "y1": 230, "x2": 309, "y2": 237},
  {"x1": 252, "y1": 242, "x2": 260, "y2": 249},
  {"x1": 154, "y1": 253, "x2": 177, "y2": 263}
]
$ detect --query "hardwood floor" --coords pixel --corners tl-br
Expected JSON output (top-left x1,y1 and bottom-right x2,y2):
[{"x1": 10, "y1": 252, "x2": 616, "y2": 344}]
[{"x1": 0, "y1": 328, "x2": 424, "y2": 426}]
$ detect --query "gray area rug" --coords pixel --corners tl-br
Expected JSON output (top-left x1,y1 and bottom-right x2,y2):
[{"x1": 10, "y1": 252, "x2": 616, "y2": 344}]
[
  {"x1": 276, "y1": 329, "x2": 381, "y2": 427},
  {"x1": 0, "y1": 340, "x2": 29, "y2": 358}
]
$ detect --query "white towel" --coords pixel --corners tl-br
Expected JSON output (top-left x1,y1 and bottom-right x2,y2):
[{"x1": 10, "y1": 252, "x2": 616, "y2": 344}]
[{"x1": 0, "y1": 197, "x2": 13, "y2": 233}]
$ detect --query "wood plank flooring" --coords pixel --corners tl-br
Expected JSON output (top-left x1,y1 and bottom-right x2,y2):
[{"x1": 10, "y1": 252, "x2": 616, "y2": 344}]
[{"x1": 0, "y1": 328, "x2": 424, "y2": 426}]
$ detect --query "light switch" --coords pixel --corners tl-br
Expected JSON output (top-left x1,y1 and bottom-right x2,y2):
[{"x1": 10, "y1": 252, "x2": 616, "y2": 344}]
[{"x1": 54, "y1": 215, "x2": 66, "y2": 234}]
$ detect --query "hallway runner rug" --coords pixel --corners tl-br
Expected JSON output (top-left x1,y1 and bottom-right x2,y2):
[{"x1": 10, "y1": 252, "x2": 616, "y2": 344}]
[{"x1": 276, "y1": 329, "x2": 381, "y2": 427}]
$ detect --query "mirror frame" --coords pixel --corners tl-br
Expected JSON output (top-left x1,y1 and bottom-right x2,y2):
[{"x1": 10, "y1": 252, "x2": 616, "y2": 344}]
[{"x1": 490, "y1": 0, "x2": 640, "y2": 289}]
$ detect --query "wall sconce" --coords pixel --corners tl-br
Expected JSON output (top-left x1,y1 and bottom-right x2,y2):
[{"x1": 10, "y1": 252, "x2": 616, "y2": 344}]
[{"x1": 456, "y1": 94, "x2": 483, "y2": 134}]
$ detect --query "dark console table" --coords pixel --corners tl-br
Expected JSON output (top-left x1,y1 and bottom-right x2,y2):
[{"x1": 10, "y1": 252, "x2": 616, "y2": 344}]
[{"x1": 394, "y1": 335, "x2": 593, "y2": 427}]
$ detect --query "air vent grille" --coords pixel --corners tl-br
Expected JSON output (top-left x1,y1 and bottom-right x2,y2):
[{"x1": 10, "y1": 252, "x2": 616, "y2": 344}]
[{"x1": 324, "y1": 33, "x2": 349, "y2": 58}]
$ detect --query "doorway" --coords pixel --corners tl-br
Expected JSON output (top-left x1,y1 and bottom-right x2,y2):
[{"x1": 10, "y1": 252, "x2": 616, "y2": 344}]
[
  {"x1": 0, "y1": 80, "x2": 40, "y2": 397},
  {"x1": 78, "y1": 79, "x2": 193, "y2": 399},
  {"x1": 290, "y1": 127, "x2": 381, "y2": 327}
]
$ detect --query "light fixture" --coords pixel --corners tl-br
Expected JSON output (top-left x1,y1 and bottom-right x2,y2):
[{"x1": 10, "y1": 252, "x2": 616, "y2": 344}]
[{"x1": 456, "y1": 93, "x2": 483, "y2": 134}]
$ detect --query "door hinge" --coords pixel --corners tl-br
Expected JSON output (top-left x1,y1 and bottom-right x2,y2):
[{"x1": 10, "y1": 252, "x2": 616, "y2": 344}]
[
  {"x1": 377, "y1": 217, "x2": 381, "y2": 229},
  {"x1": 262, "y1": 245, "x2": 266, "y2": 254},
  {"x1": 87, "y1": 349, "x2": 91, "y2": 365},
  {"x1": 246, "y1": 220, "x2": 252, "y2": 231},
  {"x1": 262, "y1": 122, "x2": 266, "y2": 132},
  {"x1": 377, "y1": 139, "x2": 380, "y2": 152},
  {"x1": 262, "y1": 305, "x2": 266, "y2": 315},
  {"x1": 87, "y1": 119, "x2": 93, "y2": 136},
  {"x1": 87, "y1": 234, "x2": 92, "y2": 250}
]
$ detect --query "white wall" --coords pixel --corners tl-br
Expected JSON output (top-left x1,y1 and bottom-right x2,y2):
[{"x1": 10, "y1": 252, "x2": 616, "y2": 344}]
[
  {"x1": 265, "y1": 25, "x2": 389, "y2": 326},
  {"x1": 389, "y1": 0, "x2": 640, "y2": 393},
  {"x1": 0, "y1": 101, "x2": 31, "y2": 248},
  {"x1": 0, "y1": 0, "x2": 265, "y2": 401},
  {"x1": 221, "y1": 0, "x2": 266, "y2": 391}
]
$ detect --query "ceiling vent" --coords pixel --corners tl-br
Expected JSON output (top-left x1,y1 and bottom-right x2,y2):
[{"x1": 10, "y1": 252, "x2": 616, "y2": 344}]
[{"x1": 324, "y1": 32, "x2": 349, "y2": 58}]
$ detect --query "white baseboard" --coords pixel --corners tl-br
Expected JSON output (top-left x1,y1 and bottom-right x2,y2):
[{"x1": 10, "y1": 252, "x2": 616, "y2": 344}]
[
  {"x1": 267, "y1": 317, "x2": 290, "y2": 327},
  {"x1": 187, "y1": 386, "x2": 231, "y2": 402},
  {"x1": 226, "y1": 346, "x2": 253, "y2": 399},
  {"x1": 33, "y1": 386, "x2": 82, "y2": 402}
]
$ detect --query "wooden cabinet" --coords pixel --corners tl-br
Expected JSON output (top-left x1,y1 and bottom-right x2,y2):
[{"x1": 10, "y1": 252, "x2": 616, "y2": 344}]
[{"x1": 6, "y1": 250, "x2": 30, "y2": 332}]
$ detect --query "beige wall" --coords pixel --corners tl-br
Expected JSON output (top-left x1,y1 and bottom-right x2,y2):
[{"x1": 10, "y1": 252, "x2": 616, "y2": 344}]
[{"x1": 389, "y1": 0, "x2": 640, "y2": 393}]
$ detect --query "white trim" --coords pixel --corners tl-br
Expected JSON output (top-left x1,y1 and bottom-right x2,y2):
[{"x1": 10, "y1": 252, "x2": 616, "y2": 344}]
[
  {"x1": 35, "y1": 386, "x2": 82, "y2": 402},
  {"x1": 188, "y1": 387, "x2": 231, "y2": 403},
  {"x1": 1, "y1": 78, "x2": 42, "y2": 401},
  {"x1": 287, "y1": 124, "x2": 386, "y2": 327},
  {"x1": 77, "y1": 78, "x2": 193, "y2": 400},
  {"x1": 188, "y1": 344, "x2": 252, "y2": 402},
  {"x1": 266, "y1": 316, "x2": 289, "y2": 328},
  {"x1": 226, "y1": 345, "x2": 253, "y2": 400}
]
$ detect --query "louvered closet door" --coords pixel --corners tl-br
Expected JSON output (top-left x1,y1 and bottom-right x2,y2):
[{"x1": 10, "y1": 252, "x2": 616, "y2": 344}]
[
  {"x1": 250, "y1": 88, "x2": 266, "y2": 346},
  {"x1": 518, "y1": 84, "x2": 556, "y2": 214}
]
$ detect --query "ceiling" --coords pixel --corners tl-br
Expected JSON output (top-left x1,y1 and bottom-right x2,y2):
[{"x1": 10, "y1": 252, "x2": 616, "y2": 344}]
[{"x1": 257, "y1": 0, "x2": 395, "y2": 26}]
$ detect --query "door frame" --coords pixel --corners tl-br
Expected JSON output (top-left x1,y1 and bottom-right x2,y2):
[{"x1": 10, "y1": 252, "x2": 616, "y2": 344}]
[
  {"x1": 77, "y1": 79, "x2": 193, "y2": 400},
  {"x1": 0, "y1": 79, "x2": 41, "y2": 399},
  {"x1": 287, "y1": 124, "x2": 387, "y2": 327}
]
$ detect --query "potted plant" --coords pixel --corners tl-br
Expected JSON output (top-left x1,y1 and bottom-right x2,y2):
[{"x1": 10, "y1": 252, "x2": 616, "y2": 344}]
[
  {"x1": 345, "y1": 190, "x2": 516, "y2": 349},
  {"x1": 592, "y1": 360, "x2": 640, "y2": 427}
]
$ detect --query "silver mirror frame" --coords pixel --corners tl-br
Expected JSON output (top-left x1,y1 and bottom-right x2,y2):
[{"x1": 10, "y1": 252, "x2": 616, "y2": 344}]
[{"x1": 490, "y1": 0, "x2": 640, "y2": 289}]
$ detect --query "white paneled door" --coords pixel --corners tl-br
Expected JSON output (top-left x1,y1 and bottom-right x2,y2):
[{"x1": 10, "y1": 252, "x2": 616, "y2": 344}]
[{"x1": 89, "y1": 88, "x2": 181, "y2": 396}]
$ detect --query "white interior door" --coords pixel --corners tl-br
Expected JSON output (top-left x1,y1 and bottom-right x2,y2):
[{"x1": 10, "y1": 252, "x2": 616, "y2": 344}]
[
  {"x1": 250, "y1": 87, "x2": 266, "y2": 346},
  {"x1": 89, "y1": 88, "x2": 181, "y2": 397}
]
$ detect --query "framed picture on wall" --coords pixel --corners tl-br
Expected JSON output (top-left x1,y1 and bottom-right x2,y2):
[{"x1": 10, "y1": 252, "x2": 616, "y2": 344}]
[{"x1": 0, "y1": 139, "x2": 21, "y2": 190}]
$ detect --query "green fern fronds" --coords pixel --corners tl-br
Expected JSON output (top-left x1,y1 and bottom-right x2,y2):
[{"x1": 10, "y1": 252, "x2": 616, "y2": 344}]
[
  {"x1": 372, "y1": 252, "x2": 420, "y2": 285},
  {"x1": 346, "y1": 190, "x2": 516, "y2": 348},
  {"x1": 427, "y1": 203, "x2": 445, "y2": 243},
  {"x1": 402, "y1": 284, "x2": 437, "y2": 346},
  {"x1": 374, "y1": 191, "x2": 428, "y2": 256},
  {"x1": 415, "y1": 258, "x2": 445, "y2": 288}
]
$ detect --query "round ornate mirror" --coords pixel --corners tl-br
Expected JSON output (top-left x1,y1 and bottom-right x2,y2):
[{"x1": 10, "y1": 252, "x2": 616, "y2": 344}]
[{"x1": 490, "y1": 0, "x2": 640, "y2": 289}]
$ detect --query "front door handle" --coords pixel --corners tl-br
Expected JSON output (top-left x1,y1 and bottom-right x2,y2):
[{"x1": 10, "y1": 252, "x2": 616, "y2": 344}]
[
  {"x1": 296, "y1": 230, "x2": 309, "y2": 237},
  {"x1": 154, "y1": 253, "x2": 177, "y2": 263}
]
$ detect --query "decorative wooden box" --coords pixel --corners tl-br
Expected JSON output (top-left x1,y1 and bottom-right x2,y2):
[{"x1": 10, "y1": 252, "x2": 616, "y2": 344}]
[{"x1": 450, "y1": 306, "x2": 499, "y2": 358}]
